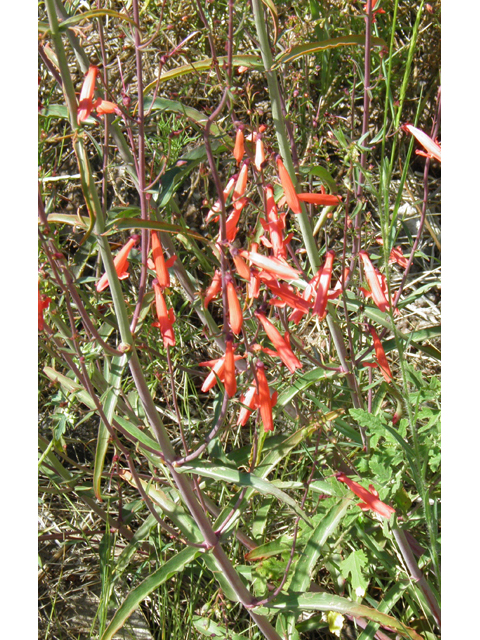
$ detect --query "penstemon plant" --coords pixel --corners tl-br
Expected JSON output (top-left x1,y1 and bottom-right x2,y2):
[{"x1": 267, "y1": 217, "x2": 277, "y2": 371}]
[{"x1": 39, "y1": 1, "x2": 440, "y2": 639}]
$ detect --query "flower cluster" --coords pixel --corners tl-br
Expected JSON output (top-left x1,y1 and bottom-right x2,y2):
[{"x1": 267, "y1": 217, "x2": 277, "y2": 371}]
[{"x1": 94, "y1": 124, "x2": 399, "y2": 432}]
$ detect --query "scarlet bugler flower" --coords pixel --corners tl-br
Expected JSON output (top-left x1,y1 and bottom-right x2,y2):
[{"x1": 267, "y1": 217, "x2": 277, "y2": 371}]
[
  {"x1": 205, "y1": 177, "x2": 236, "y2": 223},
  {"x1": 226, "y1": 277, "x2": 243, "y2": 335},
  {"x1": 240, "y1": 249, "x2": 300, "y2": 281},
  {"x1": 358, "y1": 250, "x2": 391, "y2": 313},
  {"x1": 255, "y1": 312, "x2": 302, "y2": 373},
  {"x1": 77, "y1": 65, "x2": 98, "y2": 124},
  {"x1": 233, "y1": 128, "x2": 245, "y2": 165},
  {"x1": 151, "y1": 280, "x2": 176, "y2": 347},
  {"x1": 96, "y1": 236, "x2": 138, "y2": 292},
  {"x1": 255, "y1": 361, "x2": 275, "y2": 432},
  {"x1": 260, "y1": 185, "x2": 290, "y2": 259},
  {"x1": 312, "y1": 250, "x2": 336, "y2": 320},
  {"x1": 38, "y1": 282, "x2": 51, "y2": 331},
  {"x1": 237, "y1": 384, "x2": 258, "y2": 426},
  {"x1": 204, "y1": 270, "x2": 222, "y2": 307},
  {"x1": 254, "y1": 136, "x2": 266, "y2": 171},
  {"x1": 150, "y1": 231, "x2": 176, "y2": 289},
  {"x1": 224, "y1": 338, "x2": 237, "y2": 397},
  {"x1": 230, "y1": 249, "x2": 251, "y2": 281},
  {"x1": 233, "y1": 162, "x2": 249, "y2": 210},
  {"x1": 368, "y1": 326, "x2": 392, "y2": 383},
  {"x1": 375, "y1": 237, "x2": 409, "y2": 269},
  {"x1": 263, "y1": 279, "x2": 311, "y2": 314},
  {"x1": 336, "y1": 472, "x2": 395, "y2": 519},
  {"x1": 297, "y1": 190, "x2": 342, "y2": 207},
  {"x1": 276, "y1": 156, "x2": 302, "y2": 214},
  {"x1": 403, "y1": 123, "x2": 441, "y2": 162},
  {"x1": 77, "y1": 66, "x2": 120, "y2": 123},
  {"x1": 199, "y1": 347, "x2": 243, "y2": 395}
]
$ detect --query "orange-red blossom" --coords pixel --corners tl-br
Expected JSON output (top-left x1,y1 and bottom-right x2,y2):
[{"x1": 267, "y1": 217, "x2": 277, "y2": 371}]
[
  {"x1": 255, "y1": 361, "x2": 276, "y2": 431},
  {"x1": 237, "y1": 384, "x2": 258, "y2": 426},
  {"x1": 312, "y1": 250, "x2": 336, "y2": 320},
  {"x1": 226, "y1": 277, "x2": 243, "y2": 335},
  {"x1": 204, "y1": 270, "x2": 222, "y2": 307},
  {"x1": 336, "y1": 472, "x2": 395, "y2": 519},
  {"x1": 367, "y1": 326, "x2": 392, "y2": 383},
  {"x1": 276, "y1": 156, "x2": 302, "y2": 214},
  {"x1": 233, "y1": 128, "x2": 245, "y2": 165},
  {"x1": 260, "y1": 185, "x2": 290, "y2": 259},
  {"x1": 77, "y1": 65, "x2": 120, "y2": 124},
  {"x1": 255, "y1": 312, "x2": 302, "y2": 373},
  {"x1": 199, "y1": 348, "x2": 243, "y2": 397},
  {"x1": 38, "y1": 282, "x2": 51, "y2": 331},
  {"x1": 240, "y1": 249, "x2": 300, "y2": 281},
  {"x1": 151, "y1": 280, "x2": 176, "y2": 347},
  {"x1": 358, "y1": 251, "x2": 391, "y2": 313},
  {"x1": 403, "y1": 123, "x2": 441, "y2": 163},
  {"x1": 297, "y1": 190, "x2": 342, "y2": 207},
  {"x1": 96, "y1": 236, "x2": 138, "y2": 292},
  {"x1": 150, "y1": 231, "x2": 176, "y2": 289}
]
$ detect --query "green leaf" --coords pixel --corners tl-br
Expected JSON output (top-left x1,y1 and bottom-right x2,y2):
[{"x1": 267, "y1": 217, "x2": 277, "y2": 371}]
[
  {"x1": 93, "y1": 355, "x2": 127, "y2": 501},
  {"x1": 274, "y1": 36, "x2": 387, "y2": 68},
  {"x1": 368, "y1": 457, "x2": 392, "y2": 484},
  {"x1": 298, "y1": 165, "x2": 339, "y2": 193},
  {"x1": 101, "y1": 546, "x2": 200, "y2": 640},
  {"x1": 113, "y1": 217, "x2": 209, "y2": 243},
  {"x1": 193, "y1": 615, "x2": 245, "y2": 640},
  {"x1": 289, "y1": 499, "x2": 351, "y2": 592},
  {"x1": 276, "y1": 367, "x2": 340, "y2": 406},
  {"x1": 339, "y1": 550, "x2": 369, "y2": 593},
  {"x1": 177, "y1": 461, "x2": 313, "y2": 526},
  {"x1": 143, "y1": 56, "x2": 263, "y2": 94},
  {"x1": 259, "y1": 592, "x2": 424, "y2": 640}
]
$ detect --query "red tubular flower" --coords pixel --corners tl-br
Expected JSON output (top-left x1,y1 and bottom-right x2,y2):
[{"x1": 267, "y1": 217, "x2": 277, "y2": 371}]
[
  {"x1": 403, "y1": 123, "x2": 441, "y2": 162},
  {"x1": 254, "y1": 136, "x2": 266, "y2": 171},
  {"x1": 368, "y1": 326, "x2": 392, "y2": 383},
  {"x1": 225, "y1": 198, "x2": 247, "y2": 242},
  {"x1": 389, "y1": 246, "x2": 408, "y2": 269},
  {"x1": 224, "y1": 338, "x2": 237, "y2": 397},
  {"x1": 77, "y1": 65, "x2": 98, "y2": 124},
  {"x1": 204, "y1": 270, "x2": 222, "y2": 307},
  {"x1": 96, "y1": 237, "x2": 137, "y2": 292},
  {"x1": 233, "y1": 128, "x2": 245, "y2": 165},
  {"x1": 297, "y1": 191, "x2": 342, "y2": 206},
  {"x1": 358, "y1": 251, "x2": 390, "y2": 313},
  {"x1": 94, "y1": 98, "x2": 120, "y2": 116},
  {"x1": 240, "y1": 249, "x2": 300, "y2": 281},
  {"x1": 205, "y1": 177, "x2": 236, "y2": 223},
  {"x1": 336, "y1": 472, "x2": 395, "y2": 519},
  {"x1": 199, "y1": 352, "x2": 243, "y2": 393},
  {"x1": 230, "y1": 250, "x2": 251, "y2": 281},
  {"x1": 38, "y1": 282, "x2": 51, "y2": 331},
  {"x1": 276, "y1": 156, "x2": 302, "y2": 214},
  {"x1": 255, "y1": 312, "x2": 302, "y2": 373},
  {"x1": 248, "y1": 268, "x2": 260, "y2": 300},
  {"x1": 375, "y1": 237, "x2": 409, "y2": 269},
  {"x1": 233, "y1": 162, "x2": 249, "y2": 210},
  {"x1": 237, "y1": 384, "x2": 258, "y2": 426},
  {"x1": 151, "y1": 280, "x2": 176, "y2": 347},
  {"x1": 312, "y1": 250, "x2": 336, "y2": 320},
  {"x1": 151, "y1": 231, "x2": 176, "y2": 289},
  {"x1": 264, "y1": 280, "x2": 311, "y2": 314},
  {"x1": 226, "y1": 278, "x2": 243, "y2": 335},
  {"x1": 261, "y1": 185, "x2": 287, "y2": 259},
  {"x1": 255, "y1": 361, "x2": 275, "y2": 431}
]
